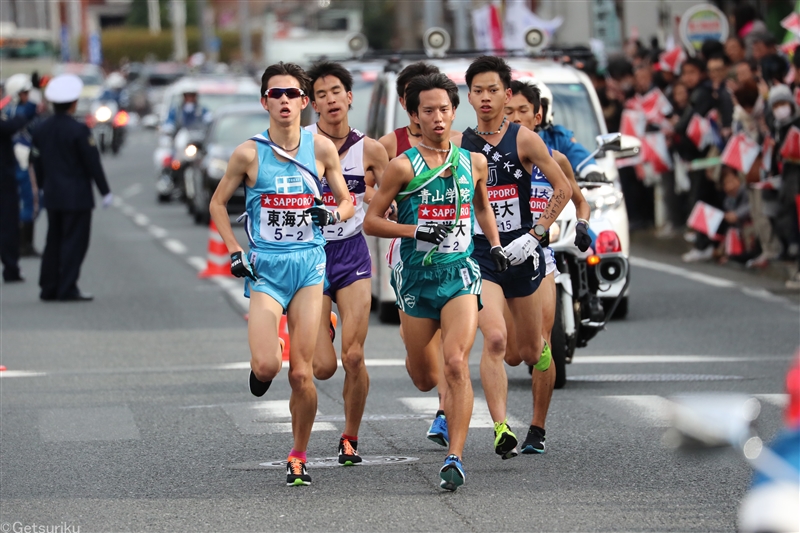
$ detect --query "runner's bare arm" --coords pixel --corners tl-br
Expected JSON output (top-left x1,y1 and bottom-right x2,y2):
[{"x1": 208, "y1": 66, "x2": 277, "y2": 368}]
[
  {"x1": 210, "y1": 140, "x2": 256, "y2": 254},
  {"x1": 378, "y1": 132, "x2": 398, "y2": 160},
  {"x1": 517, "y1": 128, "x2": 570, "y2": 230},
  {"x1": 553, "y1": 149, "x2": 590, "y2": 221},
  {"x1": 314, "y1": 134, "x2": 355, "y2": 221},
  {"x1": 363, "y1": 156, "x2": 415, "y2": 239},
  {"x1": 470, "y1": 153, "x2": 502, "y2": 248},
  {"x1": 364, "y1": 137, "x2": 390, "y2": 189}
]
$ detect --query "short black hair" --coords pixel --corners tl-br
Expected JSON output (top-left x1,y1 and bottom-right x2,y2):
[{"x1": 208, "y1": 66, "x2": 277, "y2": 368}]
[
  {"x1": 700, "y1": 39, "x2": 725, "y2": 61},
  {"x1": 606, "y1": 56, "x2": 633, "y2": 80},
  {"x1": 761, "y1": 53, "x2": 790, "y2": 84},
  {"x1": 510, "y1": 80, "x2": 541, "y2": 114},
  {"x1": 681, "y1": 57, "x2": 707, "y2": 74},
  {"x1": 395, "y1": 62, "x2": 440, "y2": 99},
  {"x1": 53, "y1": 101, "x2": 75, "y2": 113},
  {"x1": 465, "y1": 55, "x2": 512, "y2": 90},
  {"x1": 261, "y1": 62, "x2": 311, "y2": 98},
  {"x1": 404, "y1": 73, "x2": 459, "y2": 116},
  {"x1": 306, "y1": 60, "x2": 353, "y2": 101}
]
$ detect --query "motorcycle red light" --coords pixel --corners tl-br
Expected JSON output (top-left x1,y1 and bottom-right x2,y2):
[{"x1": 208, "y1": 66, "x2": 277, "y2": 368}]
[
  {"x1": 171, "y1": 160, "x2": 181, "y2": 171},
  {"x1": 113, "y1": 110, "x2": 129, "y2": 127},
  {"x1": 587, "y1": 255, "x2": 601, "y2": 266},
  {"x1": 85, "y1": 114, "x2": 96, "y2": 128},
  {"x1": 162, "y1": 155, "x2": 172, "y2": 168},
  {"x1": 594, "y1": 230, "x2": 622, "y2": 254}
]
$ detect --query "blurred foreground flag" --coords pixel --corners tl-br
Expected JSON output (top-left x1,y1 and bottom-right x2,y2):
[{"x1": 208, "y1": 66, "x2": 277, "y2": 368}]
[
  {"x1": 687, "y1": 201, "x2": 724, "y2": 238},
  {"x1": 779, "y1": 125, "x2": 800, "y2": 163},
  {"x1": 472, "y1": 2, "x2": 504, "y2": 51},
  {"x1": 503, "y1": 0, "x2": 563, "y2": 50}
]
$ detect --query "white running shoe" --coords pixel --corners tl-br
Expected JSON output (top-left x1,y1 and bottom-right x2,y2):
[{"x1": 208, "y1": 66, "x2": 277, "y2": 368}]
[{"x1": 681, "y1": 247, "x2": 714, "y2": 263}]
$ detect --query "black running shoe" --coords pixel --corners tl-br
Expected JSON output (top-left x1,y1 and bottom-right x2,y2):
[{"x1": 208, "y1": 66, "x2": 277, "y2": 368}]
[
  {"x1": 249, "y1": 370, "x2": 272, "y2": 397},
  {"x1": 521, "y1": 426, "x2": 546, "y2": 454},
  {"x1": 286, "y1": 458, "x2": 311, "y2": 486},
  {"x1": 338, "y1": 437, "x2": 362, "y2": 465}
]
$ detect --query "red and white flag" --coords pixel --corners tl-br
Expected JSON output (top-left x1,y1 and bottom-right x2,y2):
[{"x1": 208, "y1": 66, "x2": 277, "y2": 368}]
[
  {"x1": 659, "y1": 47, "x2": 686, "y2": 75},
  {"x1": 640, "y1": 87, "x2": 673, "y2": 121},
  {"x1": 762, "y1": 136, "x2": 774, "y2": 172},
  {"x1": 642, "y1": 132, "x2": 673, "y2": 173},
  {"x1": 725, "y1": 228, "x2": 744, "y2": 257},
  {"x1": 780, "y1": 126, "x2": 800, "y2": 163},
  {"x1": 687, "y1": 201, "x2": 724, "y2": 238},
  {"x1": 620, "y1": 109, "x2": 646, "y2": 138},
  {"x1": 781, "y1": 12, "x2": 800, "y2": 36},
  {"x1": 472, "y1": 3, "x2": 504, "y2": 51},
  {"x1": 687, "y1": 113, "x2": 713, "y2": 150},
  {"x1": 720, "y1": 133, "x2": 760, "y2": 173}
]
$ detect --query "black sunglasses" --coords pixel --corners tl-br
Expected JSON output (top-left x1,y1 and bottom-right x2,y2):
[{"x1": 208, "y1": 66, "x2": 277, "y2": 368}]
[{"x1": 265, "y1": 87, "x2": 306, "y2": 99}]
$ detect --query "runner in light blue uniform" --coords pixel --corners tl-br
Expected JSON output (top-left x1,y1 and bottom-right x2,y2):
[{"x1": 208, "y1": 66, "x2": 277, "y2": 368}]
[{"x1": 242, "y1": 128, "x2": 328, "y2": 310}]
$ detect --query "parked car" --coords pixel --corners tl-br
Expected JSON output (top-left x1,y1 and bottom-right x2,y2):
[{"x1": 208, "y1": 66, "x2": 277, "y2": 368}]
[
  {"x1": 364, "y1": 55, "x2": 631, "y2": 323},
  {"x1": 183, "y1": 103, "x2": 271, "y2": 224}
]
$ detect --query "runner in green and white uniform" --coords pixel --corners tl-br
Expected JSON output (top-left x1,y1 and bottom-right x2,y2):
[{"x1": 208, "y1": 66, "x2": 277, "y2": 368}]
[{"x1": 364, "y1": 73, "x2": 508, "y2": 492}]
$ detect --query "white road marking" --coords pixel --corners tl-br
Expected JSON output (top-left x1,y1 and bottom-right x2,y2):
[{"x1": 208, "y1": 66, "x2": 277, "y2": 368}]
[
  {"x1": 112, "y1": 196, "x2": 123, "y2": 207},
  {"x1": 121, "y1": 183, "x2": 143, "y2": 198},
  {"x1": 222, "y1": 400, "x2": 336, "y2": 434},
  {"x1": 740, "y1": 287, "x2": 790, "y2": 304},
  {"x1": 187, "y1": 256, "x2": 207, "y2": 271},
  {"x1": 120, "y1": 205, "x2": 136, "y2": 217},
  {"x1": 0, "y1": 370, "x2": 46, "y2": 378},
  {"x1": 629, "y1": 256, "x2": 735, "y2": 288},
  {"x1": 399, "y1": 397, "x2": 524, "y2": 430},
  {"x1": 604, "y1": 395, "x2": 673, "y2": 426},
  {"x1": 572, "y1": 355, "x2": 789, "y2": 364},
  {"x1": 754, "y1": 394, "x2": 790, "y2": 408},
  {"x1": 133, "y1": 213, "x2": 150, "y2": 227},
  {"x1": 148, "y1": 225, "x2": 168, "y2": 239},
  {"x1": 163, "y1": 238, "x2": 187, "y2": 255}
]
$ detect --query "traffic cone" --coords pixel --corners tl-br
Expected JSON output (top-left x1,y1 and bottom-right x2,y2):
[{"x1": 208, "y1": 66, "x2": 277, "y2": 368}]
[
  {"x1": 199, "y1": 220, "x2": 234, "y2": 278},
  {"x1": 279, "y1": 315, "x2": 290, "y2": 361}
]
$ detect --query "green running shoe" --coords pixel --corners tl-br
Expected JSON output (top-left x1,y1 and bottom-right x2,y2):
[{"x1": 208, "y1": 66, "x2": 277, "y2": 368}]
[{"x1": 493, "y1": 420, "x2": 519, "y2": 460}]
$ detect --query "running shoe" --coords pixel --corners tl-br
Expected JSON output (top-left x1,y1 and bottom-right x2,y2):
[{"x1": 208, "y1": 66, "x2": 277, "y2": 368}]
[
  {"x1": 493, "y1": 420, "x2": 519, "y2": 460},
  {"x1": 338, "y1": 437, "x2": 362, "y2": 465},
  {"x1": 330, "y1": 311, "x2": 338, "y2": 342},
  {"x1": 426, "y1": 414, "x2": 449, "y2": 447},
  {"x1": 249, "y1": 370, "x2": 272, "y2": 397},
  {"x1": 286, "y1": 457, "x2": 311, "y2": 486},
  {"x1": 439, "y1": 454, "x2": 465, "y2": 491},
  {"x1": 521, "y1": 426, "x2": 546, "y2": 454}
]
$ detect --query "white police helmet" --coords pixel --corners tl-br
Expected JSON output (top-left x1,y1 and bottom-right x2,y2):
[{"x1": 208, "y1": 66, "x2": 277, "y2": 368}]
[
  {"x1": 106, "y1": 72, "x2": 126, "y2": 90},
  {"x1": 518, "y1": 77, "x2": 554, "y2": 127},
  {"x1": 180, "y1": 79, "x2": 200, "y2": 95},
  {"x1": 5, "y1": 74, "x2": 33, "y2": 98}
]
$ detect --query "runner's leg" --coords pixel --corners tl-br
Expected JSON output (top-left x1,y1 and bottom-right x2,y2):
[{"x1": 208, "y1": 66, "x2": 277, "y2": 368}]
[
  {"x1": 532, "y1": 273, "x2": 557, "y2": 429},
  {"x1": 313, "y1": 295, "x2": 338, "y2": 380},
  {"x1": 507, "y1": 292, "x2": 544, "y2": 367},
  {"x1": 478, "y1": 281, "x2": 510, "y2": 423},
  {"x1": 401, "y1": 310, "x2": 441, "y2": 392},
  {"x1": 439, "y1": 294, "x2": 479, "y2": 459},
  {"x1": 335, "y1": 278, "x2": 371, "y2": 437},
  {"x1": 286, "y1": 283, "x2": 324, "y2": 454},
  {"x1": 248, "y1": 291, "x2": 284, "y2": 382},
  {"x1": 503, "y1": 302, "x2": 522, "y2": 367}
]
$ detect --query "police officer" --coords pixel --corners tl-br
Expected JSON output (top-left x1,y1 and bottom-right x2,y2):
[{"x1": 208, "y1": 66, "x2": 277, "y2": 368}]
[
  {"x1": 0, "y1": 82, "x2": 36, "y2": 282},
  {"x1": 162, "y1": 81, "x2": 210, "y2": 135},
  {"x1": 31, "y1": 74, "x2": 113, "y2": 301}
]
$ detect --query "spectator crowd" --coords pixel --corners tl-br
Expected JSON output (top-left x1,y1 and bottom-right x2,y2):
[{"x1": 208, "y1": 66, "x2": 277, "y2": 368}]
[{"x1": 577, "y1": 6, "x2": 800, "y2": 289}]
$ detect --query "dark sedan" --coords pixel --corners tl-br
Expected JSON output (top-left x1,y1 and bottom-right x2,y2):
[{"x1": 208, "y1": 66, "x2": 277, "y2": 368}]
[{"x1": 184, "y1": 103, "x2": 270, "y2": 224}]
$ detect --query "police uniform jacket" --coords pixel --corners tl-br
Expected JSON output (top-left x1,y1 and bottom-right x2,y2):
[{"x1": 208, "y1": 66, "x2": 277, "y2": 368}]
[{"x1": 31, "y1": 114, "x2": 110, "y2": 211}]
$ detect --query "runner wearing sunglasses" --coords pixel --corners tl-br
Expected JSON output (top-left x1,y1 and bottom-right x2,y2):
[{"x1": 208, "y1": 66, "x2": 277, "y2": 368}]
[
  {"x1": 304, "y1": 61, "x2": 389, "y2": 466},
  {"x1": 209, "y1": 62, "x2": 354, "y2": 487},
  {"x1": 364, "y1": 73, "x2": 509, "y2": 491}
]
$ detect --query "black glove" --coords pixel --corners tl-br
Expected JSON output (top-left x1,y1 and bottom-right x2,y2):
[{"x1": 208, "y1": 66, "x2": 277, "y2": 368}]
[
  {"x1": 584, "y1": 171, "x2": 605, "y2": 183},
  {"x1": 305, "y1": 197, "x2": 336, "y2": 227},
  {"x1": 415, "y1": 223, "x2": 449, "y2": 245},
  {"x1": 230, "y1": 251, "x2": 257, "y2": 282},
  {"x1": 574, "y1": 221, "x2": 592, "y2": 252},
  {"x1": 490, "y1": 245, "x2": 510, "y2": 272}
]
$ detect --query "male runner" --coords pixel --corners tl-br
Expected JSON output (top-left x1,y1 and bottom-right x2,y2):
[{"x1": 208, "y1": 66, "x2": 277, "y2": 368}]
[
  {"x1": 209, "y1": 62, "x2": 354, "y2": 487},
  {"x1": 503, "y1": 79, "x2": 593, "y2": 453},
  {"x1": 364, "y1": 73, "x2": 509, "y2": 491},
  {"x1": 304, "y1": 60, "x2": 389, "y2": 465},
  {"x1": 458, "y1": 56, "x2": 570, "y2": 459},
  {"x1": 378, "y1": 61, "x2": 451, "y2": 449}
]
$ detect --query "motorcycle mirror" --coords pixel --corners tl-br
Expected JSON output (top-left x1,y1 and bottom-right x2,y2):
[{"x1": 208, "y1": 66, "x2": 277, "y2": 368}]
[
  {"x1": 615, "y1": 134, "x2": 642, "y2": 160},
  {"x1": 595, "y1": 132, "x2": 622, "y2": 151}
]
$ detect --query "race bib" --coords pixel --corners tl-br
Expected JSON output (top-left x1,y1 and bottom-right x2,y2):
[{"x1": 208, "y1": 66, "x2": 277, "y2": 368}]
[
  {"x1": 321, "y1": 191, "x2": 358, "y2": 240},
  {"x1": 529, "y1": 184, "x2": 553, "y2": 223},
  {"x1": 416, "y1": 204, "x2": 472, "y2": 254},
  {"x1": 259, "y1": 193, "x2": 316, "y2": 242},
  {"x1": 476, "y1": 184, "x2": 521, "y2": 234}
]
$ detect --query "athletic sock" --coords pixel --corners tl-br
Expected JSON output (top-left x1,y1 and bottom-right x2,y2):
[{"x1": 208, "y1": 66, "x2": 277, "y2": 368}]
[
  {"x1": 435, "y1": 410, "x2": 445, "y2": 418},
  {"x1": 341, "y1": 433, "x2": 358, "y2": 442},
  {"x1": 530, "y1": 425, "x2": 545, "y2": 436},
  {"x1": 288, "y1": 450, "x2": 307, "y2": 462}
]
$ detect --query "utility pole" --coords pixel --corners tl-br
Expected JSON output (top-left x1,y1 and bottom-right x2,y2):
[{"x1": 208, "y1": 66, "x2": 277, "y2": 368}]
[
  {"x1": 67, "y1": 0, "x2": 82, "y2": 61},
  {"x1": 171, "y1": 0, "x2": 187, "y2": 62},
  {"x1": 423, "y1": 0, "x2": 442, "y2": 31},
  {"x1": 238, "y1": 0, "x2": 252, "y2": 67},
  {"x1": 147, "y1": 0, "x2": 161, "y2": 34},
  {"x1": 395, "y1": 0, "x2": 416, "y2": 49},
  {"x1": 449, "y1": 0, "x2": 470, "y2": 50}
]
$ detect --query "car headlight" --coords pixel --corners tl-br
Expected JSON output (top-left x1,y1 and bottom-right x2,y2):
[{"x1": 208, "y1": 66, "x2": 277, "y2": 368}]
[
  {"x1": 184, "y1": 144, "x2": 198, "y2": 158},
  {"x1": 584, "y1": 187, "x2": 624, "y2": 213},
  {"x1": 94, "y1": 106, "x2": 113, "y2": 122},
  {"x1": 548, "y1": 221, "x2": 561, "y2": 243},
  {"x1": 206, "y1": 158, "x2": 227, "y2": 179}
]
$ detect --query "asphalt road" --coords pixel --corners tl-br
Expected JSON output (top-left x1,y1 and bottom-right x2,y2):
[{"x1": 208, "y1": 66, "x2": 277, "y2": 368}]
[{"x1": 1, "y1": 129, "x2": 798, "y2": 533}]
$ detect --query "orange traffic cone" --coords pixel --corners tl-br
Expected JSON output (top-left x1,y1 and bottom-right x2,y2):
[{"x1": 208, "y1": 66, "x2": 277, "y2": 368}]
[
  {"x1": 199, "y1": 220, "x2": 234, "y2": 278},
  {"x1": 279, "y1": 315, "x2": 291, "y2": 361}
]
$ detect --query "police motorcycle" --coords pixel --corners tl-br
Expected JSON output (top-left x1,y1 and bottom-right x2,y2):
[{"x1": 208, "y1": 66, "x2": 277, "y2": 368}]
[
  {"x1": 90, "y1": 73, "x2": 130, "y2": 155},
  {"x1": 543, "y1": 133, "x2": 640, "y2": 388}
]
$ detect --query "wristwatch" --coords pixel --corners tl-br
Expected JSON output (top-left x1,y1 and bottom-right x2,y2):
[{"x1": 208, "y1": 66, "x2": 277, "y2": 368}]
[{"x1": 532, "y1": 224, "x2": 547, "y2": 240}]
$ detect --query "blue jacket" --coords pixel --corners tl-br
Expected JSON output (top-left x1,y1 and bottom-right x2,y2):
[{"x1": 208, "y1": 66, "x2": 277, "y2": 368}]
[
  {"x1": 164, "y1": 104, "x2": 210, "y2": 133},
  {"x1": 539, "y1": 124, "x2": 597, "y2": 175}
]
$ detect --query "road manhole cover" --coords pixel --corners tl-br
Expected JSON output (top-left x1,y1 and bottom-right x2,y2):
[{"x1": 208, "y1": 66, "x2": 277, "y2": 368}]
[
  {"x1": 231, "y1": 456, "x2": 419, "y2": 470},
  {"x1": 568, "y1": 374, "x2": 744, "y2": 382}
]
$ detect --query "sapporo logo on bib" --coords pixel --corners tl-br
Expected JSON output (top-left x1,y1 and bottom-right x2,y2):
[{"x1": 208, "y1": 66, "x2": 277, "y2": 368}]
[
  {"x1": 476, "y1": 184, "x2": 520, "y2": 234},
  {"x1": 260, "y1": 192, "x2": 315, "y2": 242},
  {"x1": 322, "y1": 191, "x2": 358, "y2": 240},
  {"x1": 529, "y1": 184, "x2": 552, "y2": 221},
  {"x1": 416, "y1": 203, "x2": 472, "y2": 254}
]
